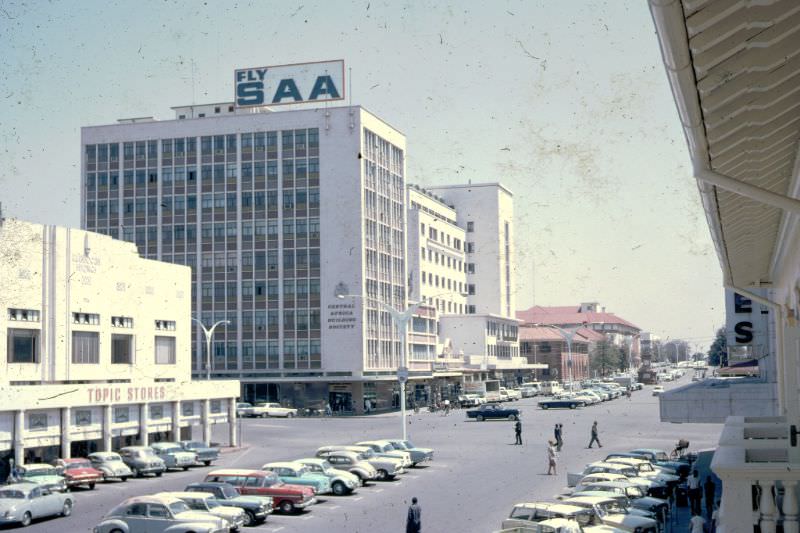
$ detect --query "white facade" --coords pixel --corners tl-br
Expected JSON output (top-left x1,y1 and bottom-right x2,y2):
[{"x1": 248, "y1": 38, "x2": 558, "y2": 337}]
[
  {"x1": 81, "y1": 104, "x2": 407, "y2": 410},
  {"x1": 425, "y1": 183, "x2": 515, "y2": 319},
  {"x1": 0, "y1": 218, "x2": 238, "y2": 468}
]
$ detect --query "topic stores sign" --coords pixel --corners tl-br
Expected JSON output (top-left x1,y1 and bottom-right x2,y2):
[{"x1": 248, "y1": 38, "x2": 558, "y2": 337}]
[{"x1": 235, "y1": 60, "x2": 345, "y2": 107}]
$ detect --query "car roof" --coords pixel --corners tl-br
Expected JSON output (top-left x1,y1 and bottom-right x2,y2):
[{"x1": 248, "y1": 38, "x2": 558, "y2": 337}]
[
  {"x1": 160, "y1": 491, "x2": 212, "y2": 499},
  {"x1": 319, "y1": 450, "x2": 359, "y2": 458},
  {"x1": 120, "y1": 446, "x2": 151, "y2": 451},
  {"x1": 263, "y1": 461, "x2": 304, "y2": 469},
  {"x1": 122, "y1": 494, "x2": 183, "y2": 505},
  {"x1": 586, "y1": 481, "x2": 637, "y2": 488},
  {"x1": 22, "y1": 463, "x2": 57, "y2": 470},
  {"x1": 89, "y1": 452, "x2": 120, "y2": 458},
  {"x1": 587, "y1": 462, "x2": 631, "y2": 469},
  {"x1": 583, "y1": 473, "x2": 628, "y2": 480},
  {"x1": 208, "y1": 469, "x2": 267, "y2": 476},
  {"x1": 564, "y1": 496, "x2": 615, "y2": 505},
  {"x1": 297, "y1": 457, "x2": 325, "y2": 464},
  {"x1": 513, "y1": 502, "x2": 586, "y2": 513},
  {"x1": 59, "y1": 457, "x2": 91, "y2": 463},
  {"x1": 573, "y1": 491, "x2": 626, "y2": 500},
  {"x1": 151, "y1": 442, "x2": 181, "y2": 448},
  {"x1": 606, "y1": 457, "x2": 648, "y2": 465}
]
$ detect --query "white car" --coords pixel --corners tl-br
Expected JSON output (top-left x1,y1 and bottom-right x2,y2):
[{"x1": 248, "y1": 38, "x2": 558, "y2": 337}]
[
  {"x1": 563, "y1": 495, "x2": 658, "y2": 533},
  {"x1": 255, "y1": 402, "x2": 298, "y2": 418},
  {"x1": 652, "y1": 386, "x2": 665, "y2": 396}
]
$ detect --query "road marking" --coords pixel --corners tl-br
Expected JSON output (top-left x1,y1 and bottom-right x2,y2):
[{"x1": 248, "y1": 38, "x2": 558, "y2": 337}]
[{"x1": 351, "y1": 497, "x2": 363, "y2": 501}]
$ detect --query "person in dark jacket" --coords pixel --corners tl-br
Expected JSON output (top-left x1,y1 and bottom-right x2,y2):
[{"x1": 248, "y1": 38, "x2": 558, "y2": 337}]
[
  {"x1": 407, "y1": 496, "x2": 421, "y2": 533},
  {"x1": 555, "y1": 423, "x2": 564, "y2": 451},
  {"x1": 588, "y1": 421, "x2": 602, "y2": 448},
  {"x1": 704, "y1": 476, "x2": 716, "y2": 518},
  {"x1": 514, "y1": 419, "x2": 522, "y2": 445}
]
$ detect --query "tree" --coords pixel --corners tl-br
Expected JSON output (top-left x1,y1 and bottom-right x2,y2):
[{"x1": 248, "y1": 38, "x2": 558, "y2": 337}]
[
  {"x1": 591, "y1": 340, "x2": 622, "y2": 377},
  {"x1": 707, "y1": 328, "x2": 727, "y2": 367}
]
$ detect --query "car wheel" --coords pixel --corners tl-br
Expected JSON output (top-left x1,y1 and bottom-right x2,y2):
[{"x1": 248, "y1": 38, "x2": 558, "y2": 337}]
[
  {"x1": 243, "y1": 510, "x2": 256, "y2": 527},
  {"x1": 569, "y1": 404, "x2": 577, "y2": 409},
  {"x1": 476, "y1": 415, "x2": 484, "y2": 421},
  {"x1": 279, "y1": 500, "x2": 294, "y2": 513},
  {"x1": 62, "y1": 500, "x2": 73, "y2": 516},
  {"x1": 287, "y1": 412, "x2": 295, "y2": 418},
  {"x1": 376, "y1": 469, "x2": 388, "y2": 481},
  {"x1": 508, "y1": 414, "x2": 517, "y2": 421},
  {"x1": 120, "y1": 476, "x2": 128, "y2": 482},
  {"x1": 20, "y1": 512, "x2": 31, "y2": 527},
  {"x1": 110, "y1": 530, "x2": 124, "y2": 533},
  {"x1": 541, "y1": 405, "x2": 549, "y2": 410},
  {"x1": 132, "y1": 467, "x2": 141, "y2": 478},
  {"x1": 332, "y1": 481, "x2": 347, "y2": 496},
  {"x1": 88, "y1": 482, "x2": 96, "y2": 490},
  {"x1": 155, "y1": 471, "x2": 163, "y2": 477},
  {"x1": 261, "y1": 413, "x2": 268, "y2": 418},
  {"x1": 203, "y1": 460, "x2": 212, "y2": 466},
  {"x1": 183, "y1": 466, "x2": 190, "y2": 471}
]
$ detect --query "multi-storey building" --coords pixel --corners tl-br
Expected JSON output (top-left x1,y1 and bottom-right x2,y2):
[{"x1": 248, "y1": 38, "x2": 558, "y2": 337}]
[
  {"x1": 0, "y1": 218, "x2": 238, "y2": 477},
  {"x1": 81, "y1": 103, "x2": 407, "y2": 413}
]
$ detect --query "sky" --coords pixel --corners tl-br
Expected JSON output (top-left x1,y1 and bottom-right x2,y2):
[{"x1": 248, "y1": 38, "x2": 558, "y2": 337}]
[{"x1": 0, "y1": 0, "x2": 725, "y2": 347}]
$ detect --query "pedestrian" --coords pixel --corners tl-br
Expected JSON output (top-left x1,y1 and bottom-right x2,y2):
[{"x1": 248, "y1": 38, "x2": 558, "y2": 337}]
[
  {"x1": 626, "y1": 389, "x2": 632, "y2": 400},
  {"x1": 406, "y1": 496, "x2": 422, "y2": 533},
  {"x1": 687, "y1": 469, "x2": 702, "y2": 515},
  {"x1": 514, "y1": 419, "x2": 522, "y2": 445},
  {"x1": 443, "y1": 398, "x2": 450, "y2": 416},
  {"x1": 325, "y1": 402, "x2": 332, "y2": 417},
  {"x1": 689, "y1": 511, "x2": 705, "y2": 533},
  {"x1": 703, "y1": 476, "x2": 716, "y2": 518},
  {"x1": 546, "y1": 440, "x2": 558, "y2": 475},
  {"x1": 710, "y1": 501, "x2": 719, "y2": 533},
  {"x1": 555, "y1": 423, "x2": 564, "y2": 451},
  {"x1": 588, "y1": 421, "x2": 602, "y2": 448}
]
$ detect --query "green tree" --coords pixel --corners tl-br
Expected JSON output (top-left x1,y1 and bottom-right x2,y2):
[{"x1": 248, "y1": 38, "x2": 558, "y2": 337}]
[
  {"x1": 591, "y1": 340, "x2": 622, "y2": 377},
  {"x1": 707, "y1": 328, "x2": 726, "y2": 367}
]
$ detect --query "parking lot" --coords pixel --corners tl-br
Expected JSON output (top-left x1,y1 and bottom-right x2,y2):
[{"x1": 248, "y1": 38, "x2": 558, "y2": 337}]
[{"x1": 13, "y1": 375, "x2": 722, "y2": 533}]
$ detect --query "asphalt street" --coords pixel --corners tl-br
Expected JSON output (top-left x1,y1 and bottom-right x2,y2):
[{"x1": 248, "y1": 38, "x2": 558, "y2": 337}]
[{"x1": 13, "y1": 375, "x2": 721, "y2": 533}]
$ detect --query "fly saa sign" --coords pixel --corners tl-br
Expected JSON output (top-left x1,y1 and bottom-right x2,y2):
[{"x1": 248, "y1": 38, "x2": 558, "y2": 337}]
[{"x1": 235, "y1": 60, "x2": 345, "y2": 107}]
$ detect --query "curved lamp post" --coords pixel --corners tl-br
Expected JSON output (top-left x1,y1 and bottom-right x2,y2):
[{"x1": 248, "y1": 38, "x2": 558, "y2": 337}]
[
  {"x1": 625, "y1": 333, "x2": 642, "y2": 372},
  {"x1": 532, "y1": 323, "x2": 588, "y2": 390},
  {"x1": 192, "y1": 318, "x2": 231, "y2": 380}
]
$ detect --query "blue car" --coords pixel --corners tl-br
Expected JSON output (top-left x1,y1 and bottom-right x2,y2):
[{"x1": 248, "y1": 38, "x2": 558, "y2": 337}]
[{"x1": 538, "y1": 398, "x2": 583, "y2": 409}]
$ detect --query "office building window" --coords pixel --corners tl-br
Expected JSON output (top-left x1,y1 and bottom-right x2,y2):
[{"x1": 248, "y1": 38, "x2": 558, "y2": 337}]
[
  {"x1": 155, "y1": 320, "x2": 176, "y2": 331},
  {"x1": 467, "y1": 221, "x2": 474, "y2": 232},
  {"x1": 73, "y1": 312, "x2": 100, "y2": 325},
  {"x1": 7, "y1": 329, "x2": 39, "y2": 363},
  {"x1": 112, "y1": 334, "x2": 133, "y2": 364},
  {"x1": 72, "y1": 331, "x2": 100, "y2": 364},
  {"x1": 155, "y1": 336, "x2": 176, "y2": 364},
  {"x1": 7, "y1": 308, "x2": 40, "y2": 322}
]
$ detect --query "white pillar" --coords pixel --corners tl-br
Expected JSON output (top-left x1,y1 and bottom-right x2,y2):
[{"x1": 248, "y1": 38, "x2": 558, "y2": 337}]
[
  {"x1": 60, "y1": 407, "x2": 71, "y2": 459},
  {"x1": 759, "y1": 480, "x2": 776, "y2": 533},
  {"x1": 102, "y1": 405, "x2": 112, "y2": 451},
  {"x1": 227, "y1": 399, "x2": 238, "y2": 447},
  {"x1": 139, "y1": 403, "x2": 149, "y2": 446},
  {"x1": 13, "y1": 410, "x2": 25, "y2": 465},
  {"x1": 714, "y1": 474, "x2": 753, "y2": 533},
  {"x1": 782, "y1": 480, "x2": 799, "y2": 533},
  {"x1": 202, "y1": 399, "x2": 211, "y2": 446},
  {"x1": 172, "y1": 401, "x2": 181, "y2": 441}
]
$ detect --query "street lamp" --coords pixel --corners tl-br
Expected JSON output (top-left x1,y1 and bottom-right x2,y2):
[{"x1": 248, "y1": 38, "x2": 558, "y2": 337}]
[
  {"x1": 532, "y1": 323, "x2": 587, "y2": 390},
  {"x1": 625, "y1": 333, "x2": 642, "y2": 373},
  {"x1": 336, "y1": 293, "x2": 426, "y2": 441},
  {"x1": 192, "y1": 318, "x2": 231, "y2": 380}
]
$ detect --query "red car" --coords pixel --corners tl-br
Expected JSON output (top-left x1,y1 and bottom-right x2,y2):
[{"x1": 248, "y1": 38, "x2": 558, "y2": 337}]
[
  {"x1": 204, "y1": 468, "x2": 316, "y2": 514},
  {"x1": 54, "y1": 458, "x2": 104, "y2": 490}
]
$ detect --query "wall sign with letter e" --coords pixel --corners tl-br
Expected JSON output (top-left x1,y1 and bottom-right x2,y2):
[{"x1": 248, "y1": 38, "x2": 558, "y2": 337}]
[{"x1": 235, "y1": 60, "x2": 345, "y2": 107}]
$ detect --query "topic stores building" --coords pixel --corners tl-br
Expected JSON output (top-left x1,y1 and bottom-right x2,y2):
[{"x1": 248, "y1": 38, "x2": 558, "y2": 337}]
[
  {"x1": 0, "y1": 219, "x2": 238, "y2": 473},
  {"x1": 81, "y1": 103, "x2": 408, "y2": 412}
]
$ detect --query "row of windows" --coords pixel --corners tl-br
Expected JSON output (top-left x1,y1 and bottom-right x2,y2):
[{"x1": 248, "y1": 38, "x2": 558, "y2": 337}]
[
  {"x1": 420, "y1": 247, "x2": 470, "y2": 273},
  {"x1": 487, "y1": 320, "x2": 519, "y2": 341},
  {"x1": 420, "y1": 271, "x2": 471, "y2": 295},
  {"x1": 487, "y1": 344, "x2": 519, "y2": 359},
  {"x1": 6, "y1": 328, "x2": 176, "y2": 365},
  {"x1": 197, "y1": 338, "x2": 323, "y2": 371},
  {"x1": 421, "y1": 223, "x2": 463, "y2": 251}
]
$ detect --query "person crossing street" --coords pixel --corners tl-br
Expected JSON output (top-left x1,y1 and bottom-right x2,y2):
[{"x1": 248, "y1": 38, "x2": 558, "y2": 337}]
[
  {"x1": 514, "y1": 419, "x2": 522, "y2": 445},
  {"x1": 587, "y1": 421, "x2": 602, "y2": 448}
]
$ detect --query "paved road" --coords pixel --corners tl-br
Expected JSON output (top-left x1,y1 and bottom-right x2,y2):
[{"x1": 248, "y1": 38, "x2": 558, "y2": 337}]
[{"x1": 15, "y1": 375, "x2": 720, "y2": 533}]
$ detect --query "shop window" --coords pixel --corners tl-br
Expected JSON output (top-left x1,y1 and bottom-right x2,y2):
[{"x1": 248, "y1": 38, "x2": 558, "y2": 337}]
[
  {"x1": 114, "y1": 407, "x2": 130, "y2": 423},
  {"x1": 7, "y1": 329, "x2": 39, "y2": 363},
  {"x1": 210, "y1": 400, "x2": 222, "y2": 413},
  {"x1": 74, "y1": 410, "x2": 92, "y2": 426},
  {"x1": 181, "y1": 403, "x2": 194, "y2": 416},
  {"x1": 150, "y1": 405, "x2": 164, "y2": 419},
  {"x1": 28, "y1": 413, "x2": 48, "y2": 431}
]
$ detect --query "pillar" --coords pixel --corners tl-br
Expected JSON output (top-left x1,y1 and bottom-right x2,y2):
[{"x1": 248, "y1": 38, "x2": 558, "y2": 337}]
[
  {"x1": 172, "y1": 400, "x2": 181, "y2": 442},
  {"x1": 139, "y1": 403, "x2": 149, "y2": 446},
  {"x1": 13, "y1": 410, "x2": 24, "y2": 465},
  {"x1": 202, "y1": 399, "x2": 211, "y2": 446},
  {"x1": 60, "y1": 407, "x2": 71, "y2": 459},
  {"x1": 227, "y1": 398, "x2": 238, "y2": 447},
  {"x1": 102, "y1": 405, "x2": 112, "y2": 451}
]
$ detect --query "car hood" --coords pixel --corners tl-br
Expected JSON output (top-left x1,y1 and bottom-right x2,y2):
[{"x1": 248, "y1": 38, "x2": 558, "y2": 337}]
[
  {"x1": 213, "y1": 506, "x2": 244, "y2": 519},
  {"x1": 0, "y1": 501, "x2": 22, "y2": 512},
  {"x1": 281, "y1": 483, "x2": 316, "y2": 495},
  {"x1": 232, "y1": 495, "x2": 272, "y2": 506},
  {"x1": 169, "y1": 452, "x2": 197, "y2": 460},
  {"x1": 173, "y1": 510, "x2": 226, "y2": 524},
  {"x1": 23, "y1": 475, "x2": 63, "y2": 484},
  {"x1": 603, "y1": 514, "x2": 657, "y2": 528},
  {"x1": 65, "y1": 467, "x2": 103, "y2": 478},
  {"x1": 633, "y1": 496, "x2": 668, "y2": 509},
  {"x1": 190, "y1": 447, "x2": 219, "y2": 454}
]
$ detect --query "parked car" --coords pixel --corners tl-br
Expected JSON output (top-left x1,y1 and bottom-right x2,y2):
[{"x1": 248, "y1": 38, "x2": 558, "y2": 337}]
[
  {"x1": 178, "y1": 440, "x2": 220, "y2": 466},
  {"x1": 538, "y1": 397, "x2": 583, "y2": 410},
  {"x1": 499, "y1": 387, "x2": 521, "y2": 401},
  {"x1": 355, "y1": 440, "x2": 413, "y2": 468},
  {"x1": 16, "y1": 464, "x2": 67, "y2": 493},
  {"x1": 572, "y1": 481, "x2": 669, "y2": 518},
  {"x1": 458, "y1": 394, "x2": 482, "y2": 407},
  {"x1": 568, "y1": 463, "x2": 668, "y2": 497},
  {"x1": 604, "y1": 457, "x2": 680, "y2": 486},
  {"x1": 160, "y1": 491, "x2": 246, "y2": 531},
  {"x1": 87, "y1": 452, "x2": 133, "y2": 482},
  {"x1": 310, "y1": 450, "x2": 377, "y2": 485},
  {"x1": 562, "y1": 495, "x2": 658, "y2": 533},
  {"x1": 261, "y1": 462, "x2": 332, "y2": 494},
  {"x1": 185, "y1": 481, "x2": 273, "y2": 527},
  {"x1": 151, "y1": 442, "x2": 198, "y2": 471},
  {"x1": 652, "y1": 386, "x2": 665, "y2": 396},
  {"x1": 316, "y1": 445, "x2": 404, "y2": 481},
  {"x1": 255, "y1": 402, "x2": 298, "y2": 418},
  {"x1": 628, "y1": 448, "x2": 691, "y2": 477},
  {"x1": 501, "y1": 502, "x2": 598, "y2": 530},
  {"x1": 204, "y1": 469, "x2": 316, "y2": 514},
  {"x1": 520, "y1": 384, "x2": 541, "y2": 398},
  {"x1": 295, "y1": 458, "x2": 359, "y2": 495},
  {"x1": 236, "y1": 402, "x2": 257, "y2": 417},
  {"x1": 93, "y1": 494, "x2": 227, "y2": 533},
  {"x1": 559, "y1": 491, "x2": 661, "y2": 523},
  {"x1": 53, "y1": 458, "x2": 104, "y2": 490},
  {"x1": 466, "y1": 403, "x2": 521, "y2": 421},
  {"x1": 0, "y1": 483, "x2": 73, "y2": 527},
  {"x1": 118, "y1": 446, "x2": 167, "y2": 478},
  {"x1": 385, "y1": 439, "x2": 434, "y2": 465}
]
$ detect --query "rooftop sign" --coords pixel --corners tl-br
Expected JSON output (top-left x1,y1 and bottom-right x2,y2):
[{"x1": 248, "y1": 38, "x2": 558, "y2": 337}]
[{"x1": 235, "y1": 60, "x2": 345, "y2": 108}]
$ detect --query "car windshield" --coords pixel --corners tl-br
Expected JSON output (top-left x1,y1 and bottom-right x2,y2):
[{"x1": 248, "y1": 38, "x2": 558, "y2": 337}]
[
  {"x1": 655, "y1": 452, "x2": 669, "y2": 461},
  {"x1": 66, "y1": 461, "x2": 92, "y2": 470},
  {"x1": 169, "y1": 501, "x2": 191, "y2": 515},
  {"x1": 185, "y1": 442, "x2": 204, "y2": 449},
  {"x1": 319, "y1": 461, "x2": 333, "y2": 471},
  {"x1": 296, "y1": 466, "x2": 310, "y2": 475},
  {"x1": 100, "y1": 454, "x2": 121, "y2": 462},
  {"x1": 265, "y1": 473, "x2": 281, "y2": 485},
  {"x1": 0, "y1": 490, "x2": 25, "y2": 499},
  {"x1": 381, "y1": 444, "x2": 394, "y2": 452},
  {"x1": 219, "y1": 484, "x2": 240, "y2": 498},
  {"x1": 206, "y1": 499, "x2": 221, "y2": 509},
  {"x1": 627, "y1": 487, "x2": 645, "y2": 498},
  {"x1": 139, "y1": 450, "x2": 158, "y2": 458},
  {"x1": 598, "y1": 501, "x2": 626, "y2": 515},
  {"x1": 25, "y1": 467, "x2": 59, "y2": 476},
  {"x1": 359, "y1": 449, "x2": 375, "y2": 458},
  {"x1": 403, "y1": 441, "x2": 415, "y2": 448},
  {"x1": 186, "y1": 499, "x2": 210, "y2": 511},
  {"x1": 639, "y1": 463, "x2": 654, "y2": 472},
  {"x1": 161, "y1": 447, "x2": 182, "y2": 454}
]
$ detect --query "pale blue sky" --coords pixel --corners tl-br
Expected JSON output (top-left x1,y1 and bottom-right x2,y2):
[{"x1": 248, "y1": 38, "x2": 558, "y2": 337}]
[{"x1": 0, "y1": 0, "x2": 724, "y2": 345}]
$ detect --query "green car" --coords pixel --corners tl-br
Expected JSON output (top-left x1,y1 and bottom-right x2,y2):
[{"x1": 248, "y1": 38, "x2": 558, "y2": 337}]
[
  {"x1": 16, "y1": 464, "x2": 67, "y2": 493},
  {"x1": 261, "y1": 462, "x2": 332, "y2": 494}
]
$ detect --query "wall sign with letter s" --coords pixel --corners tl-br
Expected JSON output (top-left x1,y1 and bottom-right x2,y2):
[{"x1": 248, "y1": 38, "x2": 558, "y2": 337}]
[{"x1": 235, "y1": 60, "x2": 345, "y2": 108}]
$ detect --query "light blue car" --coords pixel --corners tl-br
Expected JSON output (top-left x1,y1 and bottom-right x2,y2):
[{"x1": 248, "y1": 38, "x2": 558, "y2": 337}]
[
  {"x1": 386, "y1": 440, "x2": 434, "y2": 466},
  {"x1": 261, "y1": 462, "x2": 332, "y2": 494},
  {"x1": 0, "y1": 483, "x2": 73, "y2": 527}
]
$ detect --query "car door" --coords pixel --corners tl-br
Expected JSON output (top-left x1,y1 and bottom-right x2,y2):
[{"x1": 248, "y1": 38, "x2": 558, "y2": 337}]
[
  {"x1": 38, "y1": 488, "x2": 62, "y2": 517},
  {"x1": 147, "y1": 503, "x2": 172, "y2": 533},
  {"x1": 123, "y1": 502, "x2": 149, "y2": 531}
]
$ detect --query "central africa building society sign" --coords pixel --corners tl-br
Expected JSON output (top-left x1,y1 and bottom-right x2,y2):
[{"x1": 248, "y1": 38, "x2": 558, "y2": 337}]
[{"x1": 234, "y1": 60, "x2": 345, "y2": 107}]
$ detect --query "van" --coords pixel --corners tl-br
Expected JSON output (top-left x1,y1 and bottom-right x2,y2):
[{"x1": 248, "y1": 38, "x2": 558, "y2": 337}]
[{"x1": 540, "y1": 381, "x2": 563, "y2": 396}]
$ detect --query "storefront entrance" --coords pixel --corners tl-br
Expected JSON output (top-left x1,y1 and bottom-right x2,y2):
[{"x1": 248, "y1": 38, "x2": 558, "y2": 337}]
[{"x1": 70, "y1": 439, "x2": 101, "y2": 458}]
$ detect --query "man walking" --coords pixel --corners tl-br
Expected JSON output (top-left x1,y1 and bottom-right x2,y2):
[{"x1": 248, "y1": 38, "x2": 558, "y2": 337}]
[
  {"x1": 704, "y1": 476, "x2": 716, "y2": 518},
  {"x1": 514, "y1": 419, "x2": 522, "y2": 445},
  {"x1": 687, "y1": 469, "x2": 702, "y2": 515},
  {"x1": 555, "y1": 423, "x2": 564, "y2": 451},
  {"x1": 588, "y1": 421, "x2": 602, "y2": 448},
  {"x1": 406, "y1": 496, "x2": 422, "y2": 533},
  {"x1": 546, "y1": 440, "x2": 558, "y2": 475}
]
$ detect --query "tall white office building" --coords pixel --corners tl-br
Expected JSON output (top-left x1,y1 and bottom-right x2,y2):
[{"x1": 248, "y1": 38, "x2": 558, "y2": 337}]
[{"x1": 81, "y1": 103, "x2": 408, "y2": 412}]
